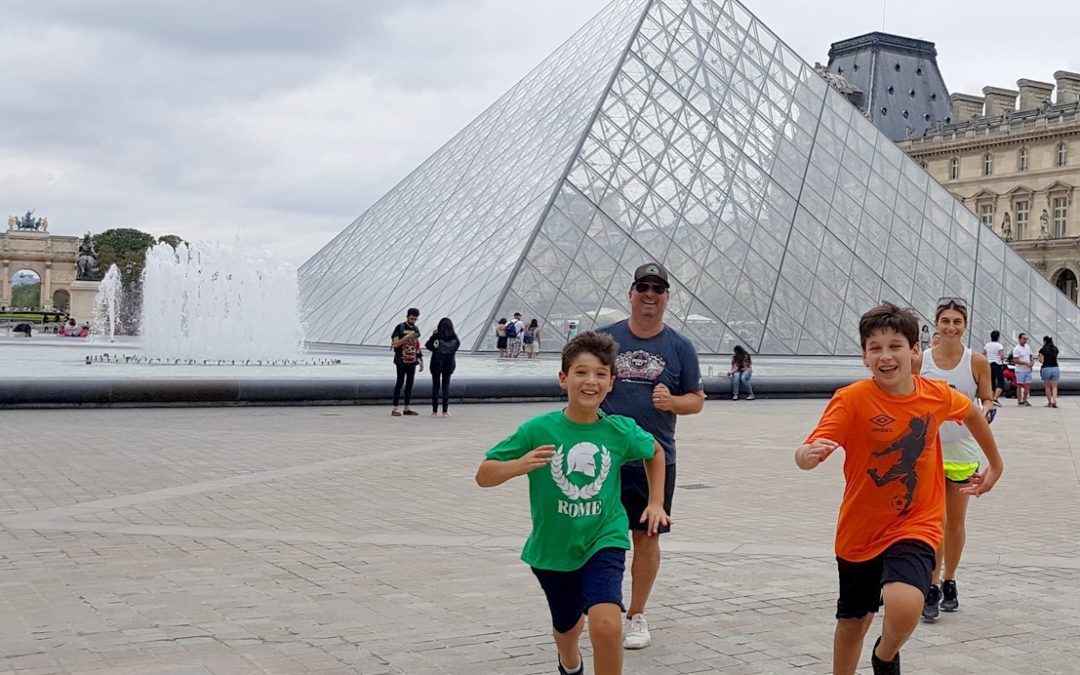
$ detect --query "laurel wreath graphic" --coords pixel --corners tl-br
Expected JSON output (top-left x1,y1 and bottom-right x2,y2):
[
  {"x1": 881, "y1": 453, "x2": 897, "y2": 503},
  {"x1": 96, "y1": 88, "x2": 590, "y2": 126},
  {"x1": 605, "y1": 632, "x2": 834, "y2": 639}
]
[{"x1": 551, "y1": 445, "x2": 612, "y2": 500}]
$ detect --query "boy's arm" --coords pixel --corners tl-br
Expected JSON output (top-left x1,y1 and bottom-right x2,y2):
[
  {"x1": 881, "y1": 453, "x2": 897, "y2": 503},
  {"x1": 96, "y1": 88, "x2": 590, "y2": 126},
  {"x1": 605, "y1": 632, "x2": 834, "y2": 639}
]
[
  {"x1": 961, "y1": 405, "x2": 1003, "y2": 496},
  {"x1": 639, "y1": 442, "x2": 671, "y2": 536},
  {"x1": 796, "y1": 392, "x2": 847, "y2": 470},
  {"x1": 796, "y1": 438, "x2": 839, "y2": 469},
  {"x1": 475, "y1": 445, "x2": 555, "y2": 488}
]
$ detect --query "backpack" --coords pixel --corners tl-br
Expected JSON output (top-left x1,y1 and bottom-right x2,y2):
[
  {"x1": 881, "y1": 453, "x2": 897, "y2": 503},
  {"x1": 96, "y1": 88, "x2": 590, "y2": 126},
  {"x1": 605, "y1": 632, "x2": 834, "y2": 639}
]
[
  {"x1": 522, "y1": 327, "x2": 534, "y2": 344},
  {"x1": 505, "y1": 321, "x2": 518, "y2": 338}
]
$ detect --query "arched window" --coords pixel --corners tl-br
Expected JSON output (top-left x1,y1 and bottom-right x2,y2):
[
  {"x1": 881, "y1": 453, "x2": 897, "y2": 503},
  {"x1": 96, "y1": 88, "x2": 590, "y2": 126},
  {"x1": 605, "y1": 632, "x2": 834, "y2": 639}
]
[
  {"x1": 1018, "y1": 147, "x2": 1030, "y2": 172},
  {"x1": 1055, "y1": 268, "x2": 1078, "y2": 304},
  {"x1": 1057, "y1": 142, "x2": 1068, "y2": 167},
  {"x1": 983, "y1": 152, "x2": 993, "y2": 176},
  {"x1": 949, "y1": 157, "x2": 960, "y2": 180}
]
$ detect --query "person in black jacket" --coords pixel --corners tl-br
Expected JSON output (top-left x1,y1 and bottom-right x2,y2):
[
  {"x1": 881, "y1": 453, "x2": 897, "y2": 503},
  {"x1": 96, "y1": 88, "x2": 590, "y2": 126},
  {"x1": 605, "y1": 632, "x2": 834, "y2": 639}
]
[{"x1": 426, "y1": 317, "x2": 461, "y2": 416}]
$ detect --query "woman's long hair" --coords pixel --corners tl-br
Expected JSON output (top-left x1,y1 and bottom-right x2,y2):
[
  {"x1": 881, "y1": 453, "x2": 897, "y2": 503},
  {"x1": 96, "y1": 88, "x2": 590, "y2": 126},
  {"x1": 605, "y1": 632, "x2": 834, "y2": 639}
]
[
  {"x1": 437, "y1": 317, "x2": 457, "y2": 342},
  {"x1": 1044, "y1": 335, "x2": 1056, "y2": 350}
]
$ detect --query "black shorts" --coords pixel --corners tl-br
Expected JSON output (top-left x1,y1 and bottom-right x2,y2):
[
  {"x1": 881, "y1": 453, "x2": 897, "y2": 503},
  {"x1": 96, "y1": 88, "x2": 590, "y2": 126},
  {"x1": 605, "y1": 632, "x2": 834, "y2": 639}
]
[
  {"x1": 496, "y1": 336, "x2": 508, "y2": 349},
  {"x1": 835, "y1": 539, "x2": 935, "y2": 619},
  {"x1": 621, "y1": 463, "x2": 675, "y2": 534},
  {"x1": 990, "y1": 362, "x2": 1005, "y2": 390},
  {"x1": 531, "y1": 547, "x2": 625, "y2": 633}
]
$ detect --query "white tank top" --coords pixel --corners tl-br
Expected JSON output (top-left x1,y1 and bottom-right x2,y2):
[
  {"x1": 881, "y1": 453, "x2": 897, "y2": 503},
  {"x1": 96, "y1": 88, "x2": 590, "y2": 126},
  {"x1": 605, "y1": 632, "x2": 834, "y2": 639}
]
[{"x1": 921, "y1": 347, "x2": 980, "y2": 464}]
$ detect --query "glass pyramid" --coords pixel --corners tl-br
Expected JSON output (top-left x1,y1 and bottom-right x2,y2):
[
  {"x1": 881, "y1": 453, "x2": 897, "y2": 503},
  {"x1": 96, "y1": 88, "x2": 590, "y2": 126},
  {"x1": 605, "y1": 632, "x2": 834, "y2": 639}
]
[{"x1": 299, "y1": 0, "x2": 1080, "y2": 356}]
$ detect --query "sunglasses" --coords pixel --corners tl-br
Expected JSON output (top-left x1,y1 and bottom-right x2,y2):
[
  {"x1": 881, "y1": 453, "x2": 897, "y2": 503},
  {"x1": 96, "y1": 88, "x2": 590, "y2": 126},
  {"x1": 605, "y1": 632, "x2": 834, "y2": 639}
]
[
  {"x1": 633, "y1": 281, "x2": 669, "y2": 294},
  {"x1": 936, "y1": 296, "x2": 967, "y2": 310}
]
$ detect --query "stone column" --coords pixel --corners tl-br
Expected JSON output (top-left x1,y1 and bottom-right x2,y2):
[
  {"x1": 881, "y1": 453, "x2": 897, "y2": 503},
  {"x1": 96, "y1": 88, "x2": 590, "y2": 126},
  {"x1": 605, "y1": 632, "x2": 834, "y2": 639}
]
[
  {"x1": 1, "y1": 260, "x2": 8, "y2": 307},
  {"x1": 43, "y1": 262, "x2": 53, "y2": 310}
]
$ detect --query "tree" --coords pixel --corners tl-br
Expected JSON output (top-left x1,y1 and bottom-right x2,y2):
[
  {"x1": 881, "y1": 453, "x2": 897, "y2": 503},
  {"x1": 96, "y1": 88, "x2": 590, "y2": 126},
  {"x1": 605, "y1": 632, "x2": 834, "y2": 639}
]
[
  {"x1": 91, "y1": 228, "x2": 163, "y2": 335},
  {"x1": 157, "y1": 234, "x2": 184, "y2": 248},
  {"x1": 10, "y1": 282, "x2": 41, "y2": 309},
  {"x1": 93, "y1": 228, "x2": 157, "y2": 284}
]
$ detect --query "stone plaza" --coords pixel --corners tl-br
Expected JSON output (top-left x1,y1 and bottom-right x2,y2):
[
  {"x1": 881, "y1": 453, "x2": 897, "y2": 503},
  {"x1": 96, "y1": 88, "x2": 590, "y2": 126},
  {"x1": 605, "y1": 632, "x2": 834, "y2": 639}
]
[{"x1": 2, "y1": 398, "x2": 1079, "y2": 674}]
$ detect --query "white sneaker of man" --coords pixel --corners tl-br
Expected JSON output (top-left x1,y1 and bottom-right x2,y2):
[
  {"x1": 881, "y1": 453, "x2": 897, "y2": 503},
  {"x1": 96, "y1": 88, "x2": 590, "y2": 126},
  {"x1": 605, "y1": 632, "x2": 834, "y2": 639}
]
[{"x1": 623, "y1": 613, "x2": 651, "y2": 649}]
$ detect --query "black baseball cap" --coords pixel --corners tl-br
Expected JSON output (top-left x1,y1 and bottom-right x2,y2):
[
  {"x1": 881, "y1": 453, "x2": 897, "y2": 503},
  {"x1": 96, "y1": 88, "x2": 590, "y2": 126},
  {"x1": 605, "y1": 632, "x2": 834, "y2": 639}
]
[{"x1": 633, "y1": 262, "x2": 669, "y2": 288}]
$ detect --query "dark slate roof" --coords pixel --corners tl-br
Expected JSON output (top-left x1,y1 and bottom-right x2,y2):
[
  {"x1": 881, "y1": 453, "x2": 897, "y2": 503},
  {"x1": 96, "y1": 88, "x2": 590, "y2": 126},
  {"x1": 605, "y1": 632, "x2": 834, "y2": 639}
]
[{"x1": 826, "y1": 32, "x2": 952, "y2": 141}]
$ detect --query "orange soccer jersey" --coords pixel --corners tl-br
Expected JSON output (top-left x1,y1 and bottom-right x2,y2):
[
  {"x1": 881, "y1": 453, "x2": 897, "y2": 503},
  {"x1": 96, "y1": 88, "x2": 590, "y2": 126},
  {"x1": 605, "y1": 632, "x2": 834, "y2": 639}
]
[{"x1": 806, "y1": 376, "x2": 972, "y2": 562}]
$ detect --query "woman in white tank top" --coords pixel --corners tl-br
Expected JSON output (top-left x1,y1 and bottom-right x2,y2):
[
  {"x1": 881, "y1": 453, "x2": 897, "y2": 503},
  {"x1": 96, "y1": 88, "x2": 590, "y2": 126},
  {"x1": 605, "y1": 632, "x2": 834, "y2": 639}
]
[{"x1": 916, "y1": 298, "x2": 995, "y2": 622}]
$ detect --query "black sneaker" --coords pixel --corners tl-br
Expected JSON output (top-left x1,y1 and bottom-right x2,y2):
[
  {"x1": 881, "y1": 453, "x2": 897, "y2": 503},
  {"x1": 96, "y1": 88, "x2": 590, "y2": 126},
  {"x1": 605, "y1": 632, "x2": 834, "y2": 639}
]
[
  {"x1": 871, "y1": 636, "x2": 901, "y2": 674},
  {"x1": 921, "y1": 584, "x2": 941, "y2": 623},
  {"x1": 558, "y1": 654, "x2": 583, "y2": 675},
  {"x1": 941, "y1": 579, "x2": 959, "y2": 612}
]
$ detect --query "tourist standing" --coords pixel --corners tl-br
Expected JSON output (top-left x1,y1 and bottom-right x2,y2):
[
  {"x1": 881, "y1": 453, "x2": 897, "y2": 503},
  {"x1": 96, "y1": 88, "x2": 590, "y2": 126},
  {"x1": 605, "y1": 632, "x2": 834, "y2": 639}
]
[
  {"x1": 598, "y1": 262, "x2": 703, "y2": 650},
  {"x1": 797, "y1": 302, "x2": 1002, "y2": 675},
  {"x1": 1012, "y1": 333, "x2": 1034, "y2": 406},
  {"x1": 390, "y1": 308, "x2": 423, "y2": 416},
  {"x1": 508, "y1": 312, "x2": 525, "y2": 357},
  {"x1": 1038, "y1": 336, "x2": 1061, "y2": 408},
  {"x1": 426, "y1": 318, "x2": 460, "y2": 416},
  {"x1": 982, "y1": 330, "x2": 1006, "y2": 406},
  {"x1": 919, "y1": 324, "x2": 931, "y2": 350},
  {"x1": 523, "y1": 319, "x2": 541, "y2": 358},
  {"x1": 496, "y1": 318, "x2": 508, "y2": 358},
  {"x1": 726, "y1": 345, "x2": 754, "y2": 400},
  {"x1": 917, "y1": 298, "x2": 996, "y2": 624}
]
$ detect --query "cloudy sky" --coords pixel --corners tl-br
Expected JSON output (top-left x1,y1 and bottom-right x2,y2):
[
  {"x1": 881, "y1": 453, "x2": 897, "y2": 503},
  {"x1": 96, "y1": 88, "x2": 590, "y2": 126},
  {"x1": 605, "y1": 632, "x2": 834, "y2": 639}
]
[{"x1": 4, "y1": 0, "x2": 1078, "y2": 268}]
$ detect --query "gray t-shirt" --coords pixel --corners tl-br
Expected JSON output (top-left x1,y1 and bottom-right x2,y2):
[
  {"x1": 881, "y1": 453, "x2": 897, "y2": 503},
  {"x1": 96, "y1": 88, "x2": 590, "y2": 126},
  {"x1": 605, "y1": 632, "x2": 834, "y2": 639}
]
[{"x1": 598, "y1": 320, "x2": 702, "y2": 466}]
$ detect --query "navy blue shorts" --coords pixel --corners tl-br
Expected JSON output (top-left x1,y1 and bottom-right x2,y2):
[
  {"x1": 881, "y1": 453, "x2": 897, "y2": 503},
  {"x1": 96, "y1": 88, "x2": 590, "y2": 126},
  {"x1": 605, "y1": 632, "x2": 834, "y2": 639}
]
[
  {"x1": 531, "y1": 547, "x2": 626, "y2": 633},
  {"x1": 621, "y1": 464, "x2": 675, "y2": 533},
  {"x1": 835, "y1": 539, "x2": 935, "y2": 619}
]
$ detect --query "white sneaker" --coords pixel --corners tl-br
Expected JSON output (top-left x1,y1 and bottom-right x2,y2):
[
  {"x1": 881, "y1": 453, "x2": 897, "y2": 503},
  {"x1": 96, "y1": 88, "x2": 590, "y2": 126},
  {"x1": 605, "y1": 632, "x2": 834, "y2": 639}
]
[{"x1": 623, "y1": 613, "x2": 651, "y2": 649}]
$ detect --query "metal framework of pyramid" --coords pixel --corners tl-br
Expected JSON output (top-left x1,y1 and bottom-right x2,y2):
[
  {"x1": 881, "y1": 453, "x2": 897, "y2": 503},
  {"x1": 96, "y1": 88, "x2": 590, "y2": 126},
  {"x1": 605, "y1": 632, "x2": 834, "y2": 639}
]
[{"x1": 299, "y1": 0, "x2": 1080, "y2": 356}]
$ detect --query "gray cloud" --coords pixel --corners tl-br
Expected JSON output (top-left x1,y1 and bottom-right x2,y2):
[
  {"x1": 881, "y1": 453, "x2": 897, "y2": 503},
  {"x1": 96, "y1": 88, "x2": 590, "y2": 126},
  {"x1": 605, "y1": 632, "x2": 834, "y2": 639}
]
[{"x1": 2, "y1": 0, "x2": 1078, "y2": 268}]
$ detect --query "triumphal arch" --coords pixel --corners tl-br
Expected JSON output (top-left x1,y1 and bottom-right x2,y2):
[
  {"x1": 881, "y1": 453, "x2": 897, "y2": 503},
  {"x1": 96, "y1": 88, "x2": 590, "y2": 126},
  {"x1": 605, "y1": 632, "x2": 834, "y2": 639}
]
[{"x1": 2, "y1": 212, "x2": 80, "y2": 311}]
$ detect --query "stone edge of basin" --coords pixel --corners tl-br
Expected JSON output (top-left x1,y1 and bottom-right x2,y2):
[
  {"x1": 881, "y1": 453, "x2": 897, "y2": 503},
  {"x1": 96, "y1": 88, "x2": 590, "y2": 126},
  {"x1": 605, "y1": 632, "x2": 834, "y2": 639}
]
[{"x1": 0, "y1": 376, "x2": 1073, "y2": 408}]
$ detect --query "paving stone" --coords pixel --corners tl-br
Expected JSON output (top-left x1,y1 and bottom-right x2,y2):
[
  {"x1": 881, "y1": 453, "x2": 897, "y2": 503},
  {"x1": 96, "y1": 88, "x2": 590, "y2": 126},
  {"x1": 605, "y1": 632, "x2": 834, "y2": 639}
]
[{"x1": 0, "y1": 400, "x2": 1079, "y2": 672}]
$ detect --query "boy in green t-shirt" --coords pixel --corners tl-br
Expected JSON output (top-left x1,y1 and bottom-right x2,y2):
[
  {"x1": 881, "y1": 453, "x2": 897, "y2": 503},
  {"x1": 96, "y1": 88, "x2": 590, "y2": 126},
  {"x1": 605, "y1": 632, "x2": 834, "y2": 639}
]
[{"x1": 476, "y1": 331, "x2": 669, "y2": 675}]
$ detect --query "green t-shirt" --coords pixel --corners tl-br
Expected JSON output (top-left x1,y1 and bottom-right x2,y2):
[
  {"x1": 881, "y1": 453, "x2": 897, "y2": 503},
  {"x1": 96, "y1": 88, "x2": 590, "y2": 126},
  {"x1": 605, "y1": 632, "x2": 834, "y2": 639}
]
[{"x1": 485, "y1": 409, "x2": 656, "y2": 572}]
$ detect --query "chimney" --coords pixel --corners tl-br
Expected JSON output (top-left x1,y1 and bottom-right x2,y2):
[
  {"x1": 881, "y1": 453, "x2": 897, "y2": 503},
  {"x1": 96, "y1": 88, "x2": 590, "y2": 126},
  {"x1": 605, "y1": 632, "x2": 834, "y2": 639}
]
[
  {"x1": 950, "y1": 93, "x2": 984, "y2": 120},
  {"x1": 1054, "y1": 70, "x2": 1080, "y2": 104},
  {"x1": 982, "y1": 86, "x2": 1018, "y2": 116},
  {"x1": 1016, "y1": 79, "x2": 1054, "y2": 110}
]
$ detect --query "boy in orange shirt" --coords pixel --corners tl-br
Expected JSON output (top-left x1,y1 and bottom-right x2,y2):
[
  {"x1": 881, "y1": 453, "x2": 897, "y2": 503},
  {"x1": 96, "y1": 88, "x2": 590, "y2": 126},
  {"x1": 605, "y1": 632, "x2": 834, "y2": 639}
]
[{"x1": 796, "y1": 303, "x2": 1003, "y2": 675}]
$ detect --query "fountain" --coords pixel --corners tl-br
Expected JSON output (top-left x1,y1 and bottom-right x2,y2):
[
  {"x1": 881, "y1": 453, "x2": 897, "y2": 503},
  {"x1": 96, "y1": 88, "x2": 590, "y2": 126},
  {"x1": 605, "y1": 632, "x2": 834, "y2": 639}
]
[
  {"x1": 92, "y1": 264, "x2": 123, "y2": 341},
  {"x1": 139, "y1": 241, "x2": 306, "y2": 361}
]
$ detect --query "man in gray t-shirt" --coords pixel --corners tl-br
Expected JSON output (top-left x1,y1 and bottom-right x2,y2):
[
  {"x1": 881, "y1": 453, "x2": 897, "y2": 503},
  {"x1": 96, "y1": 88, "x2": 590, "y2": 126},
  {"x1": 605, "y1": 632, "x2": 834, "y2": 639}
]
[{"x1": 599, "y1": 262, "x2": 704, "y2": 650}]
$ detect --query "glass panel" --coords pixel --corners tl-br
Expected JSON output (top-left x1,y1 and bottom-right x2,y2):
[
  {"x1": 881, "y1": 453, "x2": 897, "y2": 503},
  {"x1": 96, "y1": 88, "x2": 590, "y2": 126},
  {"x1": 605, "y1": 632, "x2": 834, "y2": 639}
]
[{"x1": 302, "y1": 0, "x2": 1080, "y2": 356}]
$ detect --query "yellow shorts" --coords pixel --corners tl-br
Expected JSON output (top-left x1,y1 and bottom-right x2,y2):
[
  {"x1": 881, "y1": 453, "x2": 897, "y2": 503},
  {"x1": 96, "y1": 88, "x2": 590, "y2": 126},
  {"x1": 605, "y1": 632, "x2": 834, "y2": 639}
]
[{"x1": 944, "y1": 461, "x2": 979, "y2": 483}]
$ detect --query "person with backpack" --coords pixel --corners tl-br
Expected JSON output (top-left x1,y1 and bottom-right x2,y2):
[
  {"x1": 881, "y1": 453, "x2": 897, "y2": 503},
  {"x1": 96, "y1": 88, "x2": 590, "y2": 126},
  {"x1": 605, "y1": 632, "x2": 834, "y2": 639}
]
[
  {"x1": 390, "y1": 308, "x2": 423, "y2": 416},
  {"x1": 425, "y1": 317, "x2": 460, "y2": 416},
  {"x1": 504, "y1": 313, "x2": 523, "y2": 357},
  {"x1": 523, "y1": 319, "x2": 541, "y2": 358}
]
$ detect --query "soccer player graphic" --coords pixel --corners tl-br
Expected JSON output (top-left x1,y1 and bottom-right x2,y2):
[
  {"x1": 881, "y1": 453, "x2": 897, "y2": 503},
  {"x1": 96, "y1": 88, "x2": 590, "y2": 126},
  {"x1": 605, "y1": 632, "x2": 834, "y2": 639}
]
[{"x1": 867, "y1": 415, "x2": 931, "y2": 516}]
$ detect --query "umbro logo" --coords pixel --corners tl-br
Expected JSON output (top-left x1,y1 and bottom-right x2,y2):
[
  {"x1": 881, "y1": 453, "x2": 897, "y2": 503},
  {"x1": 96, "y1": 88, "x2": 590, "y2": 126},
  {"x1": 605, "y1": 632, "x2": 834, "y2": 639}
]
[{"x1": 869, "y1": 414, "x2": 896, "y2": 428}]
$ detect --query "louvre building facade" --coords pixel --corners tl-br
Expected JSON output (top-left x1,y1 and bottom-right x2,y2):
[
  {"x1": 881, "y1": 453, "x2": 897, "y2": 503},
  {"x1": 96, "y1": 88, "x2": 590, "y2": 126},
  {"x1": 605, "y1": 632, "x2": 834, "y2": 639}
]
[{"x1": 299, "y1": 0, "x2": 1080, "y2": 356}]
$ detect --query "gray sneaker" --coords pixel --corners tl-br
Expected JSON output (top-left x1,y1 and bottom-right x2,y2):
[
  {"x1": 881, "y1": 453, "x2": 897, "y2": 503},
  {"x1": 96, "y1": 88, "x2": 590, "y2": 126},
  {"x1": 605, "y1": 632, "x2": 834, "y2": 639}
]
[
  {"x1": 921, "y1": 584, "x2": 941, "y2": 623},
  {"x1": 940, "y1": 579, "x2": 959, "y2": 612}
]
